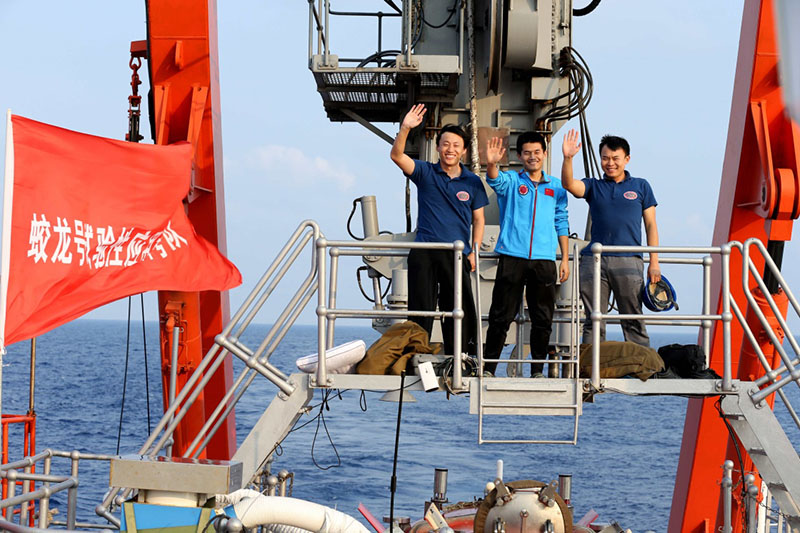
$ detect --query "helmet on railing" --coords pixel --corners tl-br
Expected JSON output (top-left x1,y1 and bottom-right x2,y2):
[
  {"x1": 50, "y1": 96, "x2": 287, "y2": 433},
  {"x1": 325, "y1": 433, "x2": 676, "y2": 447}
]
[{"x1": 642, "y1": 275, "x2": 679, "y2": 312}]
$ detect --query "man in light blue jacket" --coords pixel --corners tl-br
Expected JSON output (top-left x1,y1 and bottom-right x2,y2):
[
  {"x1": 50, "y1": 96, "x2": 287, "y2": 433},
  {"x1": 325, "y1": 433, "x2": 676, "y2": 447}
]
[{"x1": 483, "y1": 132, "x2": 570, "y2": 377}]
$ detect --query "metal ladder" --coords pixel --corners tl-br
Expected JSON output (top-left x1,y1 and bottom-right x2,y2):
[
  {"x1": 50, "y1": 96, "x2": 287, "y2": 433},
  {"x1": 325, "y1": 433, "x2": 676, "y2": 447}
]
[{"x1": 472, "y1": 245, "x2": 584, "y2": 444}]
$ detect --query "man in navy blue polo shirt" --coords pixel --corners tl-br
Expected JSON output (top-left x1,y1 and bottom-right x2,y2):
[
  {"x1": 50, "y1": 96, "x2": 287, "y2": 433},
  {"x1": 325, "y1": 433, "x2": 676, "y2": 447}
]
[
  {"x1": 561, "y1": 129, "x2": 660, "y2": 347},
  {"x1": 390, "y1": 103, "x2": 489, "y2": 355},
  {"x1": 482, "y1": 132, "x2": 570, "y2": 378}
]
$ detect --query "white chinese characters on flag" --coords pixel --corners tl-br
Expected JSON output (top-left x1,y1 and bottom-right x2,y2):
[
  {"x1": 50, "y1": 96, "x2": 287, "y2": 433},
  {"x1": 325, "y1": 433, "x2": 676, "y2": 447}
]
[{"x1": 0, "y1": 113, "x2": 242, "y2": 346}]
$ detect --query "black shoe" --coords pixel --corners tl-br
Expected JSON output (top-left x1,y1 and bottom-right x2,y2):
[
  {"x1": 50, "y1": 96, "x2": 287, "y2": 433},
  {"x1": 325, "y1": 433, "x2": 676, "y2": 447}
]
[
  {"x1": 687, "y1": 368, "x2": 722, "y2": 379},
  {"x1": 653, "y1": 366, "x2": 681, "y2": 379}
]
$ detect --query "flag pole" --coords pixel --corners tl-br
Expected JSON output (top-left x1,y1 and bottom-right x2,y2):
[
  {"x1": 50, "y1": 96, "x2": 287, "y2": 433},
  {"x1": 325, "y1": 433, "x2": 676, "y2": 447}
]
[{"x1": 1, "y1": 110, "x2": 15, "y2": 422}]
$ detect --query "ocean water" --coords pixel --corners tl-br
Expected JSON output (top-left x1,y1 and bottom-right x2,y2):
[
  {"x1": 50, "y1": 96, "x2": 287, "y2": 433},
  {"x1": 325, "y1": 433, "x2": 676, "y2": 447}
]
[{"x1": 2, "y1": 319, "x2": 799, "y2": 532}]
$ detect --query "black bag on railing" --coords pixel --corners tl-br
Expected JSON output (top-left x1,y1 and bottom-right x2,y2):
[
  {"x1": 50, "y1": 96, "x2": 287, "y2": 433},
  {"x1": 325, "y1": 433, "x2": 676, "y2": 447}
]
[{"x1": 657, "y1": 343, "x2": 721, "y2": 379}]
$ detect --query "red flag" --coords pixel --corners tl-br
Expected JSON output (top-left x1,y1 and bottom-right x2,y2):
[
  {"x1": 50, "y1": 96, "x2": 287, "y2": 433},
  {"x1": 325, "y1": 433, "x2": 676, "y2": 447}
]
[{"x1": 0, "y1": 113, "x2": 242, "y2": 346}]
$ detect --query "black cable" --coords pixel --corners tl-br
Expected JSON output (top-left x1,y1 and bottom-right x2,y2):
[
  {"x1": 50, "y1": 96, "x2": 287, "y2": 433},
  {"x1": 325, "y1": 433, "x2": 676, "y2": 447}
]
[
  {"x1": 389, "y1": 371, "x2": 407, "y2": 532},
  {"x1": 573, "y1": 0, "x2": 601, "y2": 17},
  {"x1": 116, "y1": 297, "x2": 133, "y2": 454},
  {"x1": 347, "y1": 199, "x2": 365, "y2": 240},
  {"x1": 420, "y1": 0, "x2": 460, "y2": 29},
  {"x1": 140, "y1": 294, "x2": 151, "y2": 434},
  {"x1": 714, "y1": 396, "x2": 750, "y2": 527},
  {"x1": 310, "y1": 389, "x2": 342, "y2": 470},
  {"x1": 356, "y1": 266, "x2": 392, "y2": 303}
]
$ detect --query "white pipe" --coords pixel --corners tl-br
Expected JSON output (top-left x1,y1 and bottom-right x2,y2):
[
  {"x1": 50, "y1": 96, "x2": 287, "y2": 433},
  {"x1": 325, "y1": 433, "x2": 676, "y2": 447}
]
[{"x1": 217, "y1": 490, "x2": 370, "y2": 533}]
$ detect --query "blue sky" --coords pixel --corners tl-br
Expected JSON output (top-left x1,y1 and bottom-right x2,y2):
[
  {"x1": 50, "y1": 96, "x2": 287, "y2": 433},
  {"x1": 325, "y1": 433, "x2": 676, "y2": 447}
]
[{"x1": 2, "y1": 1, "x2": 798, "y2": 333}]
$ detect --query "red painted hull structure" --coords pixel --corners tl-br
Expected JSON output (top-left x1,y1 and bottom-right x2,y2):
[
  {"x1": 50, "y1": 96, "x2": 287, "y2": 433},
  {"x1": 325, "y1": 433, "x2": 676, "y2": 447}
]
[
  {"x1": 670, "y1": 0, "x2": 800, "y2": 531},
  {"x1": 146, "y1": 0, "x2": 236, "y2": 460}
]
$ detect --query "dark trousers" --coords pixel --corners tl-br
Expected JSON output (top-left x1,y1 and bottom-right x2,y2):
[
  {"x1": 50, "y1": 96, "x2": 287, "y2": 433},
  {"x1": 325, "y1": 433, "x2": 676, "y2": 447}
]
[
  {"x1": 484, "y1": 255, "x2": 557, "y2": 376},
  {"x1": 407, "y1": 248, "x2": 477, "y2": 355}
]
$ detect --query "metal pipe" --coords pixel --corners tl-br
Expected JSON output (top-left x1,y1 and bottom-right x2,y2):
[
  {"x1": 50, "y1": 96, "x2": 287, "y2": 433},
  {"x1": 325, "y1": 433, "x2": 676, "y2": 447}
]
[
  {"x1": 721, "y1": 244, "x2": 732, "y2": 391},
  {"x1": 0, "y1": 479, "x2": 76, "y2": 512},
  {"x1": 231, "y1": 228, "x2": 316, "y2": 341},
  {"x1": 6, "y1": 470, "x2": 16, "y2": 521},
  {"x1": 187, "y1": 284, "x2": 317, "y2": 458},
  {"x1": 28, "y1": 338, "x2": 35, "y2": 414},
  {"x1": 324, "y1": 0, "x2": 331, "y2": 66},
  {"x1": 739, "y1": 244, "x2": 800, "y2": 382},
  {"x1": 328, "y1": 248, "x2": 340, "y2": 348},
  {"x1": 308, "y1": 0, "x2": 314, "y2": 60},
  {"x1": 316, "y1": 237, "x2": 329, "y2": 386},
  {"x1": 591, "y1": 245, "x2": 602, "y2": 389},
  {"x1": 721, "y1": 460, "x2": 733, "y2": 533},
  {"x1": 66, "y1": 452, "x2": 78, "y2": 530},
  {"x1": 323, "y1": 239, "x2": 460, "y2": 250},
  {"x1": 600, "y1": 245, "x2": 723, "y2": 254},
  {"x1": 169, "y1": 326, "x2": 179, "y2": 406},
  {"x1": 359, "y1": 196, "x2": 380, "y2": 239},
  {"x1": 475, "y1": 249, "x2": 484, "y2": 374},
  {"x1": 19, "y1": 466, "x2": 30, "y2": 525},
  {"x1": 37, "y1": 455, "x2": 51, "y2": 528},
  {"x1": 452, "y1": 243, "x2": 464, "y2": 390},
  {"x1": 703, "y1": 256, "x2": 712, "y2": 358},
  {"x1": 744, "y1": 474, "x2": 758, "y2": 533},
  {"x1": 317, "y1": 0, "x2": 323, "y2": 54},
  {"x1": 403, "y1": 0, "x2": 411, "y2": 66}
]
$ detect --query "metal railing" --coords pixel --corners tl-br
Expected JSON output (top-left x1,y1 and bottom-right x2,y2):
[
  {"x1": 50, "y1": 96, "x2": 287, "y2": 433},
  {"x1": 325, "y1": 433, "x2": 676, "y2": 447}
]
[
  {"x1": 586, "y1": 243, "x2": 731, "y2": 390},
  {"x1": 0, "y1": 449, "x2": 114, "y2": 531},
  {"x1": 307, "y1": 0, "x2": 464, "y2": 71},
  {"x1": 314, "y1": 237, "x2": 468, "y2": 389}
]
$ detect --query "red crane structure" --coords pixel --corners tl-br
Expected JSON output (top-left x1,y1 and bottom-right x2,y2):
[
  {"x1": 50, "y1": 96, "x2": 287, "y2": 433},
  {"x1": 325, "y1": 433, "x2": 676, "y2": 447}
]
[
  {"x1": 670, "y1": 0, "x2": 800, "y2": 530},
  {"x1": 143, "y1": 1, "x2": 237, "y2": 460}
]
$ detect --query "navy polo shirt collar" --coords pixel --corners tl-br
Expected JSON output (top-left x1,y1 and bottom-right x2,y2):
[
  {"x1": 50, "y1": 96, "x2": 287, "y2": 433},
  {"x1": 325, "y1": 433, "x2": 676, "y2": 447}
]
[
  {"x1": 602, "y1": 170, "x2": 631, "y2": 183},
  {"x1": 433, "y1": 162, "x2": 472, "y2": 181}
]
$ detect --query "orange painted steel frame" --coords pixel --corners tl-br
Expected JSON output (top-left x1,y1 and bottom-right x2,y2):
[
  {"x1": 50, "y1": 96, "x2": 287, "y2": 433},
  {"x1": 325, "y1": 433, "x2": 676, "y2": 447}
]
[
  {"x1": 146, "y1": 0, "x2": 236, "y2": 459},
  {"x1": 2, "y1": 413, "x2": 36, "y2": 525},
  {"x1": 669, "y1": 0, "x2": 800, "y2": 531}
]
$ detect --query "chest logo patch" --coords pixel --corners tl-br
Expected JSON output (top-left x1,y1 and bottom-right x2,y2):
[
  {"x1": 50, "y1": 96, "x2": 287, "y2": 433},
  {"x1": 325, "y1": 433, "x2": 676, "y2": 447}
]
[
  {"x1": 544, "y1": 188, "x2": 554, "y2": 197},
  {"x1": 456, "y1": 191, "x2": 470, "y2": 201},
  {"x1": 623, "y1": 191, "x2": 638, "y2": 200},
  {"x1": 518, "y1": 184, "x2": 529, "y2": 196}
]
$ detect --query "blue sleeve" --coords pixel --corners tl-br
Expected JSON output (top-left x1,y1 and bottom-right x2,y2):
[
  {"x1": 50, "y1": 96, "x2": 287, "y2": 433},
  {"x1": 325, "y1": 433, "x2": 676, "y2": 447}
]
[
  {"x1": 641, "y1": 179, "x2": 657, "y2": 210},
  {"x1": 581, "y1": 178, "x2": 593, "y2": 201},
  {"x1": 472, "y1": 180, "x2": 489, "y2": 209},
  {"x1": 487, "y1": 170, "x2": 513, "y2": 196},
  {"x1": 555, "y1": 188, "x2": 569, "y2": 237},
  {"x1": 405, "y1": 159, "x2": 426, "y2": 185}
]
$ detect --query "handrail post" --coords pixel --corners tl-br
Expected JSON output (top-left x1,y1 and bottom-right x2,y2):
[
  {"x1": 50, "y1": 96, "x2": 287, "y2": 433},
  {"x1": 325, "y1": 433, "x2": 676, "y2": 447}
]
[
  {"x1": 452, "y1": 241, "x2": 464, "y2": 390},
  {"x1": 19, "y1": 465, "x2": 30, "y2": 525},
  {"x1": 38, "y1": 454, "x2": 51, "y2": 528},
  {"x1": 402, "y1": 0, "x2": 411, "y2": 66},
  {"x1": 591, "y1": 243, "x2": 603, "y2": 389},
  {"x1": 66, "y1": 451, "x2": 79, "y2": 530},
  {"x1": 721, "y1": 460, "x2": 733, "y2": 533},
  {"x1": 475, "y1": 248, "x2": 484, "y2": 374},
  {"x1": 316, "y1": 237, "x2": 329, "y2": 387},
  {"x1": 327, "y1": 247, "x2": 340, "y2": 349},
  {"x1": 721, "y1": 244, "x2": 733, "y2": 391},
  {"x1": 308, "y1": 0, "x2": 314, "y2": 61},
  {"x1": 323, "y1": 0, "x2": 331, "y2": 66},
  {"x1": 702, "y1": 255, "x2": 713, "y2": 364}
]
